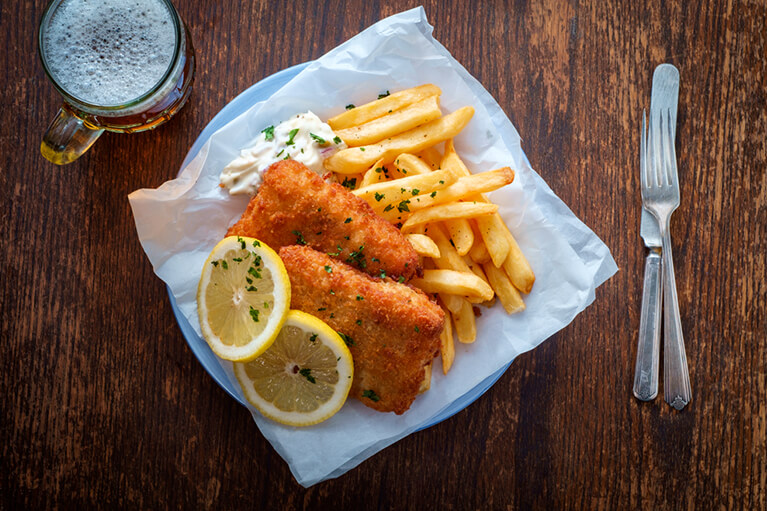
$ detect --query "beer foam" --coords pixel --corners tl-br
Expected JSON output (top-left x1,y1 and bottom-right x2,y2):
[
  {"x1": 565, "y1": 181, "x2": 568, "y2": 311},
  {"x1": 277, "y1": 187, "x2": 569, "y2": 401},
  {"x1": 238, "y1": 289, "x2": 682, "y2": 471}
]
[{"x1": 43, "y1": 0, "x2": 176, "y2": 106}]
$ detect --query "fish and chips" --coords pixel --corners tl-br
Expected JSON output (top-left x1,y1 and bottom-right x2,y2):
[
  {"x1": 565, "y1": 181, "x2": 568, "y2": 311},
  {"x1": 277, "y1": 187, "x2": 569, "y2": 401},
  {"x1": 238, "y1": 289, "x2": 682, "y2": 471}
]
[{"x1": 208, "y1": 83, "x2": 535, "y2": 419}]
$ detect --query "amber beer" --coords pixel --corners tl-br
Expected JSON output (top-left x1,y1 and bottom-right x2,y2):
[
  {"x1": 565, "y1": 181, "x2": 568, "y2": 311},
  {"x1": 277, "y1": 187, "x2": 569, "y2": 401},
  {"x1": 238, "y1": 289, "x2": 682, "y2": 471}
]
[{"x1": 38, "y1": 0, "x2": 195, "y2": 164}]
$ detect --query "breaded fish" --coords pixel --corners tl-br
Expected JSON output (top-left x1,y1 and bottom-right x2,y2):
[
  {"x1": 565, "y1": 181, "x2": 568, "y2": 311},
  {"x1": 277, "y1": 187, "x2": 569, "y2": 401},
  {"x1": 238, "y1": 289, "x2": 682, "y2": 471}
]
[
  {"x1": 227, "y1": 160, "x2": 420, "y2": 281},
  {"x1": 279, "y1": 245, "x2": 444, "y2": 414}
]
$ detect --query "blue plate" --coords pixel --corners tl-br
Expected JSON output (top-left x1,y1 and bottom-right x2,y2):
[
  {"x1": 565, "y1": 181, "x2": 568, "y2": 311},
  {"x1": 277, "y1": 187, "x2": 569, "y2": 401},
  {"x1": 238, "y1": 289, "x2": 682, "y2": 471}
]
[{"x1": 169, "y1": 62, "x2": 511, "y2": 427}]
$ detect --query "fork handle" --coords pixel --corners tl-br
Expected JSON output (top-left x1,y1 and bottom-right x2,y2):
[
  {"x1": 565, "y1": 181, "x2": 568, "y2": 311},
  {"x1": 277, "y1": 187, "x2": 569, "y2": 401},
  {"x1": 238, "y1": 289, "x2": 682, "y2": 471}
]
[
  {"x1": 661, "y1": 226, "x2": 692, "y2": 409},
  {"x1": 634, "y1": 250, "x2": 662, "y2": 401}
]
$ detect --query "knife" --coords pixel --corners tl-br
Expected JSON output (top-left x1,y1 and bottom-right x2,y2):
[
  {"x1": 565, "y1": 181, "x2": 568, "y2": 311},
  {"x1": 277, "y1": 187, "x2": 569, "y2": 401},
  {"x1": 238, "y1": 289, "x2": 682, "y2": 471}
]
[{"x1": 633, "y1": 64, "x2": 679, "y2": 401}]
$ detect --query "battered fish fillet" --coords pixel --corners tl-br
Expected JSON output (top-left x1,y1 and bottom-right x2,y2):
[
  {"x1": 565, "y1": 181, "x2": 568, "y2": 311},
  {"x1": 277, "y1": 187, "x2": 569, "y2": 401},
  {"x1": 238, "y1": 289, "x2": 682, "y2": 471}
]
[
  {"x1": 279, "y1": 245, "x2": 444, "y2": 414},
  {"x1": 227, "y1": 160, "x2": 420, "y2": 281}
]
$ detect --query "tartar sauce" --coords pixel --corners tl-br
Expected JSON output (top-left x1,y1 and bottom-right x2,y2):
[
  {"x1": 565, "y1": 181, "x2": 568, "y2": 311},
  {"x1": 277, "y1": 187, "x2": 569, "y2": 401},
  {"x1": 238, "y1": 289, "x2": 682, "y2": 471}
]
[{"x1": 220, "y1": 111, "x2": 346, "y2": 195}]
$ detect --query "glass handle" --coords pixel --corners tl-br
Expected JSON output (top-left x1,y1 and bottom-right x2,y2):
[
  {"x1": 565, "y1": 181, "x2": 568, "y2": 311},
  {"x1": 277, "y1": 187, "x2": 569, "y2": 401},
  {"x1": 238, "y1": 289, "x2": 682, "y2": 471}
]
[{"x1": 41, "y1": 105, "x2": 104, "y2": 165}]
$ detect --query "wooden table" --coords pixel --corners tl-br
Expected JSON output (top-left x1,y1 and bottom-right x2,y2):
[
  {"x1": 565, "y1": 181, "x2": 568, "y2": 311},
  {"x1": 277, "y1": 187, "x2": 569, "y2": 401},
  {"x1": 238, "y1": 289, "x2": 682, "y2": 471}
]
[{"x1": 2, "y1": 1, "x2": 765, "y2": 508}]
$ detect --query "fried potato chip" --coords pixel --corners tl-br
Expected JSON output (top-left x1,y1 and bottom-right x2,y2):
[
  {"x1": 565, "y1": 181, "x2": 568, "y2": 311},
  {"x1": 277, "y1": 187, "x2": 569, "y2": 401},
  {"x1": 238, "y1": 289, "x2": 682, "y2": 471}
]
[
  {"x1": 405, "y1": 233, "x2": 440, "y2": 258},
  {"x1": 336, "y1": 96, "x2": 442, "y2": 147},
  {"x1": 324, "y1": 107, "x2": 474, "y2": 174},
  {"x1": 328, "y1": 84, "x2": 441, "y2": 130},
  {"x1": 410, "y1": 269, "x2": 494, "y2": 302},
  {"x1": 401, "y1": 202, "x2": 497, "y2": 232}
]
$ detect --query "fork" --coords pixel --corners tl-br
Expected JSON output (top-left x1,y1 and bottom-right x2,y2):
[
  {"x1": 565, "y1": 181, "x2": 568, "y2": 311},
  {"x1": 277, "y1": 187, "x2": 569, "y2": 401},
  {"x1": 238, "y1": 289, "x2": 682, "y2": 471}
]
[{"x1": 641, "y1": 109, "x2": 692, "y2": 410}]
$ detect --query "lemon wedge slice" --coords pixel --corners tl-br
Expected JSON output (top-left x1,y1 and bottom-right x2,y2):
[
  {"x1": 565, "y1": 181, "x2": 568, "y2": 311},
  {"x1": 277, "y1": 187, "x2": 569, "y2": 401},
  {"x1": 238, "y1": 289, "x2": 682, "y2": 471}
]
[
  {"x1": 234, "y1": 310, "x2": 354, "y2": 427},
  {"x1": 197, "y1": 236, "x2": 291, "y2": 362}
]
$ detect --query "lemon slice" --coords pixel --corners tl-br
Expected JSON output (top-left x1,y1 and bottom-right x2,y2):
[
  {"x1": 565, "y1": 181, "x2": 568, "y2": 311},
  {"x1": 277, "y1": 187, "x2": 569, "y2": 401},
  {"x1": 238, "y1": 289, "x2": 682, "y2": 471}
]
[
  {"x1": 234, "y1": 310, "x2": 354, "y2": 427},
  {"x1": 197, "y1": 236, "x2": 291, "y2": 362}
]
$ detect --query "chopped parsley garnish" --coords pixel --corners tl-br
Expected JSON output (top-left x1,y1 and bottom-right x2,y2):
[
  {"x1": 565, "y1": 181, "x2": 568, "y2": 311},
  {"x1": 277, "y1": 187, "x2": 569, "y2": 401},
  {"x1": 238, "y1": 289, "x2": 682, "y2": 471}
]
[
  {"x1": 248, "y1": 267, "x2": 261, "y2": 279},
  {"x1": 252, "y1": 240, "x2": 261, "y2": 247},
  {"x1": 309, "y1": 333, "x2": 317, "y2": 342},
  {"x1": 286, "y1": 128, "x2": 299, "y2": 145},
  {"x1": 414, "y1": 326, "x2": 420, "y2": 333},
  {"x1": 246, "y1": 286, "x2": 258, "y2": 292},
  {"x1": 238, "y1": 237, "x2": 246, "y2": 249},
  {"x1": 411, "y1": 188, "x2": 420, "y2": 196},
  {"x1": 327, "y1": 245, "x2": 343, "y2": 257},
  {"x1": 211, "y1": 261, "x2": 219, "y2": 267},
  {"x1": 383, "y1": 204, "x2": 394, "y2": 212},
  {"x1": 343, "y1": 236, "x2": 350, "y2": 240},
  {"x1": 374, "y1": 192, "x2": 386, "y2": 202},
  {"x1": 263, "y1": 301, "x2": 269, "y2": 308},
  {"x1": 329, "y1": 290, "x2": 335, "y2": 295},
  {"x1": 232, "y1": 257, "x2": 242, "y2": 262},
  {"x1": 430, "y1": 191, "x2": 437, "y2": 198},
  {"x1": 324, "y1": 265, "x2": 332, "y2": 273},
  {"x1": 283, "y1": 153, "x2": 290, "y2": 160},
  {"x1": 310, "y1": 132, "x2": 328, "y2": 145},
  {"x1": 338, "y1": 332, "x2": 355, "y2": 346},
  {"x1": 378, "y1": 90, "x2": 390, "y2": 99},
  {"x1": 221, "y1": 261, "x2": 229, "y2": 270},
  {"x1": 275, "y1": 149, "x2": 284, "y2": 157},
  {"x1": 249, "y1": 306, "x2": 260, "y2": 323},
  {"x1": 346, "y1": 245, "x2": 366, "y2": 268},
  {"x1": 261, "y1": 125, "x2": 275, "y2": 140},
  {"x1": 362, "y1": 389, "x2": 380, "y2": 402},
  {"x1": 298, "y1": 368, "x2": 316, "y2": 384},
  {"x1": 356, "y1": 319, "x2": 362, "y2": 326},
  {"x1": 356, "y1": 295, "x2": 364, "y2": 301},
  {"x1": 398, "y1": 276, "x2": 405, "y2": 283},
  {"x1": 397, "y1": 200, "x2": 411, "y2": 212},
  {"x1": 371, "y1": 257, "x2": 380, "y2": 263},
  {"x1": 333, "y1": 136, "x2": 342, "y2": 144},
  {"x1": 374, "y1": 167, "x2": 383, "y2": 174},
  {"x1": 379, "y1": 269, "x2": 387, "y2": 278},
  {"x1": 344, "y1": 217, "x2": 352, "y2": 223},
  {"x1": 291, "y1": 230, "x2": 307, "y2": 245},
  {"x1": 318, "y1": 307, "x2": 326, "y2": 311},
  {"x1": 341, "y1": 177, "x2": 357, "y2": 190},
  {"x1": 246, "y1": 277, "x2": 252, "y2": 284},
  {"x1": 345, "y1": 104, "x2": 355, "y2": 110},
  {"x1": 439, "y1": 180, "x2": 445, "y2": 184},
  {"x1": 360, "y1": 147, "x2": 365, "y2": 151}
]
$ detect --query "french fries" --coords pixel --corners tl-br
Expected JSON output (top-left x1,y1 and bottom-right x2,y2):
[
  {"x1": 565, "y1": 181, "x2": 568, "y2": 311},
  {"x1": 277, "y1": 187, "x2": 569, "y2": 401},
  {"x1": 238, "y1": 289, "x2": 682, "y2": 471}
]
[
  {"x1": 401, "y1": 202, "x2": 498, "y2": 232},
  {"x1": 405, "y1": 234, "x2": 440, "y2": 258},
  {"x1": 336, "y1": 96, "x2": 442, "y2": 147},
  {"x1": 325, "y1": 84, "x2": 536, "y2": 375},
  {"x1": 353, "y1": 169, "x2": 456, "y2": 209},
  {"x1": 403, "y1": 167, "x2": 514, "y2": 211},
  {"x1": 439, "y1": 308, "x2": 455, "y2": 374},
  {"x1": 410, "y1": 269, "x2": 494, "y2": 302},
  {"x1": 443, "y1": 218, "x2": 474, "y2": 256},
  {"x1": 323, "y1": 106, "x2": 475, "y2": 174},
  {"x1": 393, "y1": 153, "x2": 433, "y2": 176},
  {"x1": 328, "y1": 84, "x2": 441, "y2": 130},
  {"x1": 453, "y1": 299, "x2": 477, "y2": 344}
]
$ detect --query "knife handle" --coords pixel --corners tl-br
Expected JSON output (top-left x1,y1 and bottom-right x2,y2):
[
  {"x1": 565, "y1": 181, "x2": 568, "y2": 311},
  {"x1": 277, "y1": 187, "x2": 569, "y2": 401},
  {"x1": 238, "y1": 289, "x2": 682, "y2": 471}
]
[
  {"x1": 661, "y1": 228, "x2": 692, "y2": 410},
  {"x1": 633, "y1": 250, "x2": 662, "y2": 401}
]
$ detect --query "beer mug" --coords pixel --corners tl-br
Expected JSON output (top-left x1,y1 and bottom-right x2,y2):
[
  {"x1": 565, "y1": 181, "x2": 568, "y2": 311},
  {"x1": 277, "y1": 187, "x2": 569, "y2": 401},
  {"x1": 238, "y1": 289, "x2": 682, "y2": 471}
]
[{"x1": 38, "y1": 0, "x2": 195, "y2": 165}]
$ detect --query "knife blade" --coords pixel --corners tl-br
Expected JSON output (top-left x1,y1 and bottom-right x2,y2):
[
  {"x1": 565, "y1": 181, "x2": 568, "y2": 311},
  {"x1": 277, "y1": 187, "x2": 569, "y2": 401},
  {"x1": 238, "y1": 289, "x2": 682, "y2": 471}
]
[{"x1": 633, "y1": 64, "x2": 679, "y2": 401}]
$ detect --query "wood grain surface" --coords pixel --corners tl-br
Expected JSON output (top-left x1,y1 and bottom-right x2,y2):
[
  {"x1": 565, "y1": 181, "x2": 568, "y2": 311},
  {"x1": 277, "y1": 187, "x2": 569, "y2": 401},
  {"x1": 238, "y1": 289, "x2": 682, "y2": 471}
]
[{"x1": 2, "y1": 1, "x2": 765, "y2": 509}]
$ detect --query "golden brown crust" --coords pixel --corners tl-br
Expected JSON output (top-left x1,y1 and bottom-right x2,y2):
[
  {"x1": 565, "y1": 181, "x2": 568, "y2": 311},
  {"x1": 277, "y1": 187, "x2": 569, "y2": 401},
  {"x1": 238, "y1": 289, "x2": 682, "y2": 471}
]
[
  {"x1": 227, "y1": 160, "x2": 421, "y2": 281},
  {"x1": 279, "y1": 245, "x2": 444, "y2": 414}
]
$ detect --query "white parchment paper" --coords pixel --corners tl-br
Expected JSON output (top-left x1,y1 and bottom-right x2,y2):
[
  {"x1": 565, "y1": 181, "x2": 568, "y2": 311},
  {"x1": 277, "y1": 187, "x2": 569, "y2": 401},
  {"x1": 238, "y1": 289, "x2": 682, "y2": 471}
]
[{"x1": 128, "y1": 7, "x2": 617, "y2": 487}]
